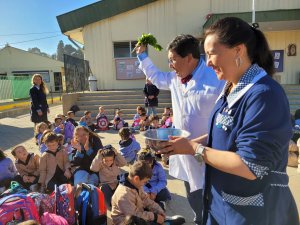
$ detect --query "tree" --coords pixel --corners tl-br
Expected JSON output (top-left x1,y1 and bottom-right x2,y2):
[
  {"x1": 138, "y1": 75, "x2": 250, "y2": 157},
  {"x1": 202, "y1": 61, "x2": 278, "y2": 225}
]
[
  {"x1": 28, "y1": 47, "x2": 50, "y2": 58},
  {"x1": 56, "y1": 40, "x2": 65, "y2": 62}
]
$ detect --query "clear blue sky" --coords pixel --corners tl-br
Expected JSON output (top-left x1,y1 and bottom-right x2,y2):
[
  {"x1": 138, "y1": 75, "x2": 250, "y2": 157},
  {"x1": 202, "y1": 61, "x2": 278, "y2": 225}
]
[{"x1": 0, "y1": 0, "x2": 98, "y2": 55}]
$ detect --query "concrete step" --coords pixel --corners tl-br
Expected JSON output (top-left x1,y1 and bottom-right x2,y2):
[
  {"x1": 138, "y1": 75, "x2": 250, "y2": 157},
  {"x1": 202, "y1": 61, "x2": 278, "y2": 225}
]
[
  {"x1": 77, "y1": 103, "x2": 172, "y2": 111},
  {"x1": 76, "y1": 98, "x2": 172, "y2": 105},
  {"x1": 78, "y1": 90, "x2": 170, "y2": 97},
  {"x1": 77, "y1": 93, "x2": 171, "y2": 101}
]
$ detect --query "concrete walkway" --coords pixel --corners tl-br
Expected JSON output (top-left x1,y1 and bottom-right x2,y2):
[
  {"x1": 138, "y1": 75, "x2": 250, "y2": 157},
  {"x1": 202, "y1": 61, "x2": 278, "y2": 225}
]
[{"x1": 0, "y1": 104, "x2": 299, "y2": 224}]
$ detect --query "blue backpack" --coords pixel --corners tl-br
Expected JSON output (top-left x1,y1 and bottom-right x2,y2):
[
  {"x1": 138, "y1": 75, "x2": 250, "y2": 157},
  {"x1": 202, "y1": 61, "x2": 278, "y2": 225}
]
[{"x1": 75, "y1": 183, "x2": 107, "y2": 225}]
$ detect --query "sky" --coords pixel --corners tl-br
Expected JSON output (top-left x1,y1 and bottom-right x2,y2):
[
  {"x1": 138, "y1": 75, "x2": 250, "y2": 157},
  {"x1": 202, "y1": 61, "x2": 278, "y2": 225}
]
[{"x1": 0, "y1": 0, "x2": 98, "y2": 55}]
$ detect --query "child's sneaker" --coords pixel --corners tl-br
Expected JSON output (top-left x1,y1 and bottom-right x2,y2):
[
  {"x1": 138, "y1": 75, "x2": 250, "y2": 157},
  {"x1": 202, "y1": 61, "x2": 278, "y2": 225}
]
[{"x1": 164, "y1": 215, "x2": 185, "y2": 225}]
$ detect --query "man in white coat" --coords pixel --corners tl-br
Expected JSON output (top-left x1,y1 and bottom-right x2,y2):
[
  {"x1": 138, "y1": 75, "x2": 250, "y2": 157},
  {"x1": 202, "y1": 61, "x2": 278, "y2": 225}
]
[{"x1": 136, "y1": 34, "x2": 224, "y2": 224}]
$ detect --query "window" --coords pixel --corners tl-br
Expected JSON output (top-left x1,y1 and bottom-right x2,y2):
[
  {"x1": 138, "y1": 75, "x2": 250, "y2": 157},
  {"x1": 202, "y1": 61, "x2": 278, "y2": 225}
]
[{"x1": 113, "y1": 41, "x2": 137, "y2": 58}]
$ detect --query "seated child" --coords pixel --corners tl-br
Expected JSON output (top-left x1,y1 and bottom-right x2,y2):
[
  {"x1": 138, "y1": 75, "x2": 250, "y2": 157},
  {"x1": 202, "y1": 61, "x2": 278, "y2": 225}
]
[
  {"x1": 11, "y1": 146, "x2": 40, "y2": 190},
  {"x1": 53, "y1": 117, "x2": 64, "y2": 133},
  {"x1": 71, "y1": 126, "x2": 103, "y2": 186},
  {"x1": 113, "y1": 109, "x2": 128, "y2": 130},
  {"x1": 162, "y1": 107, "x2": 171, "y2": 118},
  {"x1": 79, "y1": 111, "x2": 96, "y2": 131},
  {"x1": 118, "y1": 127, "x2": 141, "y2": 164},
  {"x1": 132, "y1": 106, "x2": 145, "y2": 129},
  {"x1": 0, "y1": 149, "x2": 17, "y2": 192},
  {"x1": 90, "y1": 145, "x2": 127, "y2": 209},
  {"x1": 66, "y1": 111, "x2": 78, "y2": 127},
  {"x1": 161, "y1": 112, "x2": 173, "y2": 129},
  {"x1": 111, "y1": 161, "x2": 185, "y2": 225},
  {"x1": 96, "y1": 106, "x2": 110, "y2": 130},
  {"x1": 39, "y1": 129, "x2": 52, "y2": 154},
  {"x1": 149, "y1": 115, "x2": 160, "y2": 129},
  {"x1": 138, "y1": 150, "x2": 171, "y2": 207},
  {"x1": 38, "y1": 132, "x2": 72, "y2": 192},
  {"x1": 139, "y1": 112, "x2": 150, "y2": 131},
  {"x1": 35, "y1": 122, "x2": 48, "y2": 146}
]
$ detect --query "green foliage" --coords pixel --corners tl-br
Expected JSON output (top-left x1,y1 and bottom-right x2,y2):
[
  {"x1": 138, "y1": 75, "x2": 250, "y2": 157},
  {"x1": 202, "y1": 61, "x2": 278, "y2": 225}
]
[{"x1": 137, "y1": 33, "x2": 163, "y2": 51}]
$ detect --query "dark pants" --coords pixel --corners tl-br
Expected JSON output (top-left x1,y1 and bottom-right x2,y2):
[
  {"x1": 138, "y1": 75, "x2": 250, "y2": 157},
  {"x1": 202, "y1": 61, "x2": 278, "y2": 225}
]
[
  {"x1": 47, "y1": 166, "x2": 67, "y2": 192},
  {"x1": 184, "y1": 181, "x2": 203, "y2": 225},
  {"x1": 0, "y1": 178, "x2": 13, "y2": 188},
  {"x1": 14, "y1": 175, "x2": 39, "y2": 189},
  {"x1": 101, "y1": 184, "x2": 115, "y2": 210},
  {"x1": 155, "y1": 188, "x2": 171, "y2": 203}
]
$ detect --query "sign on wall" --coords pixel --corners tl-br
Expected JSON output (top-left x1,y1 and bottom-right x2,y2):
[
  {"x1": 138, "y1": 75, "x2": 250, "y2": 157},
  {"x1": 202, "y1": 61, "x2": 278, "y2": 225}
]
[
  {"x1": 271, "y1": 50, "x2": 284, "y2": 72},
  {"x1": 115, "y1": 58, "x2": 144, "y2": 80}
]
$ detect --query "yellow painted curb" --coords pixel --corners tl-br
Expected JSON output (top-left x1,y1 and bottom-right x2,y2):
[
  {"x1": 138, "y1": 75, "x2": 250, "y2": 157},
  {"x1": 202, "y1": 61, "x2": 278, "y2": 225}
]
[{"x1": 0, "y1": 97, "x2": 61, "y2": 112}]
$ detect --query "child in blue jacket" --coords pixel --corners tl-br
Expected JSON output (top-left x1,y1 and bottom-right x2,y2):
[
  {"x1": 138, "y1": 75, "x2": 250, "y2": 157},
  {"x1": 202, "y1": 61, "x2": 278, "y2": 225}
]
[
  {"x1": 138, "y1": 149, "x2": 171, "y2": 208},
  {"x1": 118, "y1": 127, "x2": 140, "y2": 164}
]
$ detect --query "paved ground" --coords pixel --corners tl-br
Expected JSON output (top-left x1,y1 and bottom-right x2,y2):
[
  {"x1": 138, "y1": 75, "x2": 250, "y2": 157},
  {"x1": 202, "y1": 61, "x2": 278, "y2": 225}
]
[{"x1": 0, "y1": 104, "x2": 299, "y2": 224}]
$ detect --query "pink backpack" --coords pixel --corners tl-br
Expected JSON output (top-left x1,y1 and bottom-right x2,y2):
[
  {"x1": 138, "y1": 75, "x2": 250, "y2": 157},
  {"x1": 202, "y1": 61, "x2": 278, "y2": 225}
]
[
  {"x1": 41, "y1": 212, "x2": 69, "y2": 225},
  {"x1": 0, "y1": 194, "x2": 40, "y2": 225},
  {"x1": 27, "y1": 192, "x2": 55, "y2": 216}
]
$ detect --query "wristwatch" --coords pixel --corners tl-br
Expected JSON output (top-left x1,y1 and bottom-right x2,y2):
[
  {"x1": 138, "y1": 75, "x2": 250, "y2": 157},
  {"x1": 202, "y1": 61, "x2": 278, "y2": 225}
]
[{"x1": 194, "y1": 144, "x2": 206, "y2": 163}]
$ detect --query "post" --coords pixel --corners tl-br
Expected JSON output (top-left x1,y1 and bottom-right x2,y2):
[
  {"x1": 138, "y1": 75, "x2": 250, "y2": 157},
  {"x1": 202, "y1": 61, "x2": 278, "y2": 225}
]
[{"x1": 252, "y1": 0, "x2": 256, "y2": 24}]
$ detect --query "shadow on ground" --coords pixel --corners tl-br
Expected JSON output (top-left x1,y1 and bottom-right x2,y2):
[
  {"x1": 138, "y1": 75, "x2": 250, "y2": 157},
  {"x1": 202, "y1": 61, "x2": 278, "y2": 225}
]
[{"x1": 0, "y1": 124, "x2": 33, "y2": 150}]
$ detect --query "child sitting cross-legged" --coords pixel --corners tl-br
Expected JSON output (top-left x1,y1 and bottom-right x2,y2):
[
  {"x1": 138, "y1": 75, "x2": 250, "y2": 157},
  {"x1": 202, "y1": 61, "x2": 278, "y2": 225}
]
[
  {"x1": 118, "y1": 127, "x2": 141, "y2": 165},
  {"x1": 38, "y1": 132, "x2": 72, "y2": 193},
  {"x1": 11, "y1": 145, "x2": 40, "y2": 191},
  {"x1": 138, "y1": 150, "x2": 171, "y2": 209},
  {"x1": 90, "y1": 144, "x2": 127, "y2": 209},
  {"x1": 111, "y1": 161, "x2": 185, "y2": 225}
]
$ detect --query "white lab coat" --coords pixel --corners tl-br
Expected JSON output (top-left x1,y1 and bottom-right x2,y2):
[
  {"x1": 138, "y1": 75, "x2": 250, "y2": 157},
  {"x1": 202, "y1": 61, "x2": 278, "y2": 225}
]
[{"x1": 139, "y1": 57, "x2": 224, "y2": 192}]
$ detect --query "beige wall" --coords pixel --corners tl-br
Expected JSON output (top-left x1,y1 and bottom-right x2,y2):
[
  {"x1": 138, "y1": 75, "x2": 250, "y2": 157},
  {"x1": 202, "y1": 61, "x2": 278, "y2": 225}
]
[
  {"x1": 0, "y1": 46, "x2": 64, "y2": 90},
  {"x1": 265, "y1": 30, "x2": 300, "y2": 84},
  {"x1": 210, "y1": 0, "x2": 300, "y2": 13},
  {"x1": 83, "y1": 0, "x2": 212, "y2": 90},
  {"x1": 82, "y1": 0, "x2": 300, "y2": 89}
]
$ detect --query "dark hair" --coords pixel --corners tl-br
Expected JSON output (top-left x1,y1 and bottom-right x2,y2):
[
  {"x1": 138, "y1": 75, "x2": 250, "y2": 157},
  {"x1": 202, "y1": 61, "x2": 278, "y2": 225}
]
[
  {"x1": 101, "y1": 148, "x2": 116, "y2": 158},
  {"x1": 205, "y1": 17, "x2": 274, "y2": 76},
  {"x1": 138, "y1": 149, "x2": 154, "y2": 163},
  {"x1": 167, "y1": 34, "x2": 200, "y2": 59},
  {"x1": 119, "y1": 127, "x2": 131, "y2": 140},
  {"x1": 140, "y1": 112, "x2": 147, "y2": 117},
  {"x1": 0, "y1": 149, "x2": 6, "y2": 161},
  {"x1": 129, "y1": 161, "x2": 152, "y2": 180},
  {"x1": 44, "y1": 132, "x2": 58, "y2": 143},
  {"x1": 149, "y1": 115, "x2": 159, "y2": 123}
]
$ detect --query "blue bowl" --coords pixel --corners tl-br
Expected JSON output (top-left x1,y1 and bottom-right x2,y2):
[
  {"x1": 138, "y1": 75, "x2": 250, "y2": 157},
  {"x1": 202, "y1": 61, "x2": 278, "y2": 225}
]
[{"x1": 142, "y1": 128, "x2": 190, "y2": 151}]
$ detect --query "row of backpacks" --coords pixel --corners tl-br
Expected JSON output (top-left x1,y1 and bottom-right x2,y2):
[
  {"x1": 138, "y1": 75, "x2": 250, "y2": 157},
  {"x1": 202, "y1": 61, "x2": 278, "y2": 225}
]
[{"x1": 0, "y1": 182, "x2": 107, "y2": 225}]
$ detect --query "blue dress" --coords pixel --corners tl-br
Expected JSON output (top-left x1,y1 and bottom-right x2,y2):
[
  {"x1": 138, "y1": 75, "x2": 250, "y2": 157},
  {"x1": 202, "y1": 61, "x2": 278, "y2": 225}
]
[{"x1": 204, "y1": 64, "x2": 299, "y2": 225}]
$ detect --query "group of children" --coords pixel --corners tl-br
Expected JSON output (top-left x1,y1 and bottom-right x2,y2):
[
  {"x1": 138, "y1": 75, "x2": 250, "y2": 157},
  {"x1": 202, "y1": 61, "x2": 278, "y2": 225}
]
[
  {"x1": 0, "y1": 113, "x2": 183, "y2": 224},
  {"x1": 75, "y1": 104, "x2": 174, "y2": 133},
  {"x1": 132, "y1": 106, "x2": 173, "y2": 131}
]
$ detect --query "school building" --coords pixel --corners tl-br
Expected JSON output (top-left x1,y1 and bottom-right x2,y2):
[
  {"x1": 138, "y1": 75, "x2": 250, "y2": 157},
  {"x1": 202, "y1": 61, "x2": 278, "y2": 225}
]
[
  {"x1": 56, "y1": 0, "x2": 300, "y2": 90},
  {"x1": 0, "y1": 45, "x2": 64, "y2": 100}
]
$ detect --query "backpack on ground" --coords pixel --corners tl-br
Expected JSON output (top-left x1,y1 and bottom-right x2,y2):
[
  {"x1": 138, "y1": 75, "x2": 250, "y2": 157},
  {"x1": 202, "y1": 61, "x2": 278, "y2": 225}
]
[
  {"x1": 41, "y1": 212, "x2": 69, "y2": 225},
  {"x1": 27, "y1": 192, "x2": 55, "y2": 216},
  {"x1": 0, "y1": 194, "x2": 40, "y2": 225},
  {"x1": 0, "y1": 181, "x2": 29, "y2": 198},
  {"x1": 55, "y1": 184, "x2": 75, "y2": 225},
  {"x1": 97, "y1": 115, "x2": 109, "y2": 131},
  {"x1": 70, "y1": 105, "x2": 80, "y2": 114},
  {"x1": 75, "y1": 183, "x2": 107, "y2": 225}
]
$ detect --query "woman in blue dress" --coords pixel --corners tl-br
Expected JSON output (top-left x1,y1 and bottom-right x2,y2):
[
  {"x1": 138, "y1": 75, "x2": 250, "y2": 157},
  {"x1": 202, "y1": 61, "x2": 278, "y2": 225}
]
[{"x1": 159, "y1": 17, "x2": 299, "y2": 225}]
